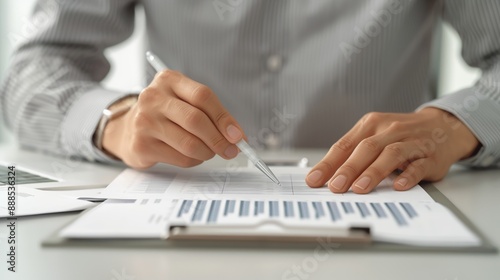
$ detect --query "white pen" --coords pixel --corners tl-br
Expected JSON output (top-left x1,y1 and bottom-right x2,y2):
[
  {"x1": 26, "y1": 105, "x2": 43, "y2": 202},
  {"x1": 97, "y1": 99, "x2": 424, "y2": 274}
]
[{"x1": 145, "y1": 51, "x2": 282, "y2": 186}]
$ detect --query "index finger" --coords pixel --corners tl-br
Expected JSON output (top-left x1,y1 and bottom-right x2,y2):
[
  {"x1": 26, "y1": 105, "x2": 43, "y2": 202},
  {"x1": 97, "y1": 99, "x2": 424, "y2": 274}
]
[
  {"x1": 162, "y1": 70, "x2": 245, "y2": 144},
  {"x1": 306, "y1": 125, "x2": 368, "y2": 188},
  {"x1": 306, "y1": 136, "x2": 359, "y2": 187}
]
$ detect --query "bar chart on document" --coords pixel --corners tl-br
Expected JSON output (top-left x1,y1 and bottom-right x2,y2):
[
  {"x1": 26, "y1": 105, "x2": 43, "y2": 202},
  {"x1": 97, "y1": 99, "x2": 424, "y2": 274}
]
[
  {"x1": 61, "y1": 167, "x2": 481, "y2": 247},
  {"x1": 173, "y1": 198, "x2": 417, "y2": 226}
]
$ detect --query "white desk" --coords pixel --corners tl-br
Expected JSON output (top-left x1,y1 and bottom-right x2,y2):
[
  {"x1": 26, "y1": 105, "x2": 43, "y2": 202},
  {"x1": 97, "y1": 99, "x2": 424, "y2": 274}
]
[{"x1": 1, "y1": 149, "x2": 499, "y2": 280}]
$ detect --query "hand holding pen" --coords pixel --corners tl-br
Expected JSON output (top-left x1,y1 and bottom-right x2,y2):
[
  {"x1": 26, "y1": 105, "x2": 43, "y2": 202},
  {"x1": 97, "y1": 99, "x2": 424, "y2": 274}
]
[
  {"x1": 146, "y1": 52, "x2": 280, "y2": 186},
  {"x1": 100, "y1": 51, "x2": 280, "y2": 186}
]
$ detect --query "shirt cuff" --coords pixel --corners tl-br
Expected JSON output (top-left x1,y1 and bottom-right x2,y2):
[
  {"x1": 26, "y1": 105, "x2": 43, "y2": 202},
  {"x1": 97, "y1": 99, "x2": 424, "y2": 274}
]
[
  {"x1": 417, "y1": 88, "x2": 500, "y2": 167},
  {"x1": 61, "y1": 87, "x2": 132, "y2": 164}
]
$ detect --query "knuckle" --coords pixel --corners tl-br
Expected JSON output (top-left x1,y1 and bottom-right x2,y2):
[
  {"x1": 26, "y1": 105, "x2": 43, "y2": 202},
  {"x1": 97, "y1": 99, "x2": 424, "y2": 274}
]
[
  {"x1": 317, "y1": 160, "x2": 335, "y2": 173},
  {"x1": 214, "y1": 110, "x2": 231, "y2": 127},
  {"x1": 367, "y1": 166, "x2": 386, "y2": 179},
  {"x1": 332, "y1": 137, "x2": 355, "y2": 153},
  {"x1": 399, "y1": 160, "x2": 411, "y2": 170},
  {"x1": 339, "y1": 163, "x2": 358, "y2": 175},
  {"x1": 209, "y1": 135, "x2": 227, "y2": 150},
  {"x1": 409, "y1": 162, "x2": 426, "y2": 179},
  {"x1": 138, "y1": 87, "x2": 161, "y2": 105},
  {"x1": 157, "y1": 69, "x2": 182, "y2": 82},
  {"x1": 408, "y1": 147, "x2": 426, "y2": 161},
  {"x1": 362, "y1": 112, "x2": 382, "y2": 125},
  {"x1": 184, "y1": 109, "x2": 205, "y2": 128},
  {"x1": 179, "y1": 136, "x2": 201, "y2": 157},
  {"x1": 384, "y1": 143, "x2": 403, "y2": 157},
  {"x1": 163, "y1": 96, "x2": 177, "y2": 113},
  {"x1": 360, "y1": 138, "x2": 380, "y2": 152},
  {"x1": 414, "y1": 139, "x2": 434, "y2": 157},
  {"x1": 191, "y1": 85, "x2": 213, "y2": 104},
  {"x1": 387, "y1": 121, "x2": 404, "y2": 132},
  {"x1": 406, "y1": 172, "x2": 420, "y2": 185}
]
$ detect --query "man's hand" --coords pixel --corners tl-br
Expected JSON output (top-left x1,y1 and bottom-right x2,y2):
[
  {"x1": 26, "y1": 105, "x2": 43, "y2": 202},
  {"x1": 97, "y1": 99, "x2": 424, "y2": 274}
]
[
  {"x1": 306, "y1": 108, "x2": 480, "y2": 194},
  {"x1": 102, "y1": 70, "x2": 244, "y2": 169}
]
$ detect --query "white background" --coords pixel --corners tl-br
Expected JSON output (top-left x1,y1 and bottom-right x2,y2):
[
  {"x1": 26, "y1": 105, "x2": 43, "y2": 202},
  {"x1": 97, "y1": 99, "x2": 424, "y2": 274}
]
[{"x1": 0, "y1": 1, "x2": 481, "y2": 143}]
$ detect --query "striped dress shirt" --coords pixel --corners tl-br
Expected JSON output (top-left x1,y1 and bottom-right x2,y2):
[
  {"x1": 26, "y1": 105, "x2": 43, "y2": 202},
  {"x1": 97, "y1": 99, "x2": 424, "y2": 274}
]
[{"x1": 1, "y1": 0, "x2": 499, "y2": 167}]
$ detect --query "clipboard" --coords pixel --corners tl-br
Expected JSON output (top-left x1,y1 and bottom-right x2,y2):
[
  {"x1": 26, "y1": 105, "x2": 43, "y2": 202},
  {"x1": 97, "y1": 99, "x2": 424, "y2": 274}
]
[
  {"x1": 167, "y1": 222, "x2": 372, "y2": 244},
  {"x1": 41, "y1": 183, "x2": 498, "y2": 253}
]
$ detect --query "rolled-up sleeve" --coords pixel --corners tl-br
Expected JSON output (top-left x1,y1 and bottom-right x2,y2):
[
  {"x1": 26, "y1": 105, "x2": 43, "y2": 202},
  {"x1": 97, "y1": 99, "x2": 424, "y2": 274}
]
[{"x1": 419, "y1": 0, "x2": 500, "y2": 168}]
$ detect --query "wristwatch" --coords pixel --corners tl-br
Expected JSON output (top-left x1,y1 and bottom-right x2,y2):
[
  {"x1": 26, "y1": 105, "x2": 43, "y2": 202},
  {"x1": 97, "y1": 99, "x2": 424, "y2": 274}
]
[{"x1": 93, "y1": 95, "x2": 139, "y2": 151}]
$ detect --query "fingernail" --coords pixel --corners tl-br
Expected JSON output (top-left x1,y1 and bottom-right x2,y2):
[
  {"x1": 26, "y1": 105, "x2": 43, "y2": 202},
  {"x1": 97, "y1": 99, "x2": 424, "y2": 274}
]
[
  {"x1": 354, "y1": 176, "x2": 371, "y2": 190},
  {"x1": 224, "y1": 145, "x2": 238, "y2": 158},
  {"x1": 226, "y1": 125, "x2": 242, "y2": 141},
  {"x1": 307, "y1": 170, "x2": 323, "y2": 185},
  {"x1": 396, "y1": 177, "x2": 408, "y2": 188},
  {"x1": 330, "y1": 175, "x2": 347, "y2": 191}
]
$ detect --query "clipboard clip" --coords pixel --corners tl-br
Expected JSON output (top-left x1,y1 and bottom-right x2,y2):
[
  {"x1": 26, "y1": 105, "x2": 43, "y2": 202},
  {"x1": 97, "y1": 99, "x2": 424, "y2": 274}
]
[{"x1": 167, "y1": 221, "x2": 371, "y2": 244}]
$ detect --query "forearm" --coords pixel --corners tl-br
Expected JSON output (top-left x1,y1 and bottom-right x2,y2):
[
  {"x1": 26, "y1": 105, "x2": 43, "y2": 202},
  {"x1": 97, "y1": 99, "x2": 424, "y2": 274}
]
[
  {"x1": 1, "y1": 45, "x2": 127, "y2": 161},
  {"x1": 422, "y1": 0, "x2": 500, "y2": 168},
  {"x1": 0, "y1": 0, "x2": 137, "y2": 161},
  {"x1": 418, "y1": 62, "x2": 500, "y2": 168}
]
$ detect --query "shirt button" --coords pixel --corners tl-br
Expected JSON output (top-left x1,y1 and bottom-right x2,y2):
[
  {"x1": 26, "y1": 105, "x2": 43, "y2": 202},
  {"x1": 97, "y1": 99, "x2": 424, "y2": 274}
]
[{"x1": 266, "y1": 55, "x2": 283, "y2": 72}]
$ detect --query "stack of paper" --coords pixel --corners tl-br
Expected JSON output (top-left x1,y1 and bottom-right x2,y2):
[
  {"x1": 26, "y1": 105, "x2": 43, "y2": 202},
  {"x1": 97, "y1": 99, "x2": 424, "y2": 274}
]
[
  {"x1": 59, "y1": 168, "x2": 480, "y2": 247},
  {"x1": 0, "y1": 187, "x2": 95, "y2": 218}
]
